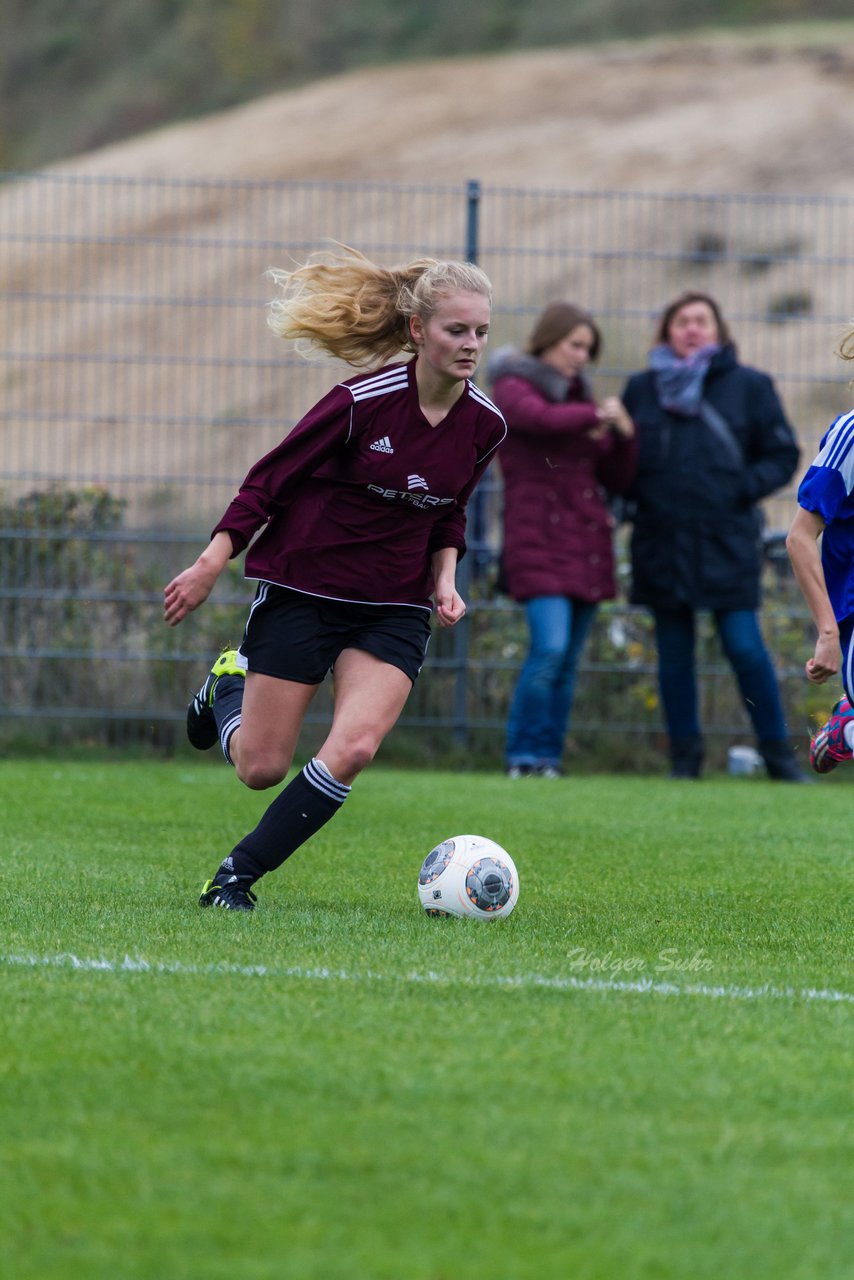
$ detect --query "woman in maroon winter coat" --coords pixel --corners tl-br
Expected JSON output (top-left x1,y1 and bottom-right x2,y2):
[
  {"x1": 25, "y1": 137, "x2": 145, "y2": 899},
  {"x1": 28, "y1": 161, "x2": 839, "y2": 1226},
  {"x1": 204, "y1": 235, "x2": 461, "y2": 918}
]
[{"x1": 488, "y1": 303, "x2": 637, "y2": 776}]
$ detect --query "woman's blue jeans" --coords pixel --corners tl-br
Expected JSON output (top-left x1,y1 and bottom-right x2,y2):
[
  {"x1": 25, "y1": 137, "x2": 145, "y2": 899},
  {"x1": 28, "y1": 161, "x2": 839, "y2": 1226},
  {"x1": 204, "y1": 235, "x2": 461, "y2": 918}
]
[
  {"x1": 506, "y1": 596, "x2": 598, "y2": 769},
  {"x1": 652, "y1": 606, "x2": 788, "y2": 743}
]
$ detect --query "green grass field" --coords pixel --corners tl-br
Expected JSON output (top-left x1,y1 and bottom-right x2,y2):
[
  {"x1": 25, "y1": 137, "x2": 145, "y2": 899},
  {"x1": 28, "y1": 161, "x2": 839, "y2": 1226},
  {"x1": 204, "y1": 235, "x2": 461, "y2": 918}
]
[{"x1": 2, "y1": 759, "x2": 852, "y2": 1279}]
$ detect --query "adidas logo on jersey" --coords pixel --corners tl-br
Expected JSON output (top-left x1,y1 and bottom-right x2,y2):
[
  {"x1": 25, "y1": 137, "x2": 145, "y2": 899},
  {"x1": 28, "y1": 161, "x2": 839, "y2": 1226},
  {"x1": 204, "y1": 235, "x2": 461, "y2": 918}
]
[{"x1": 370, "y1": 436, "x2": 394, "y2": 454}]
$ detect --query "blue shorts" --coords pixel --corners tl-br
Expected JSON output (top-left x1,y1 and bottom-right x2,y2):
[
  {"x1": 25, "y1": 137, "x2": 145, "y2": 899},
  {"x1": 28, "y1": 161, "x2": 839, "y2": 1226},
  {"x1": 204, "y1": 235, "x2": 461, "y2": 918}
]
[{"x1": 237, "y1": 582, "x2": 431, "y2": 686}]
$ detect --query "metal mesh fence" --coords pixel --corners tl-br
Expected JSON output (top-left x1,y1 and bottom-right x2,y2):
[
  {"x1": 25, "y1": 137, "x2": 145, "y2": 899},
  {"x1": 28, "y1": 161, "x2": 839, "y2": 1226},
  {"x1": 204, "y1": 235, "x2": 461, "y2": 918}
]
[{"x1": 2, "y1": 173, "x2": 853, "y2": 761}]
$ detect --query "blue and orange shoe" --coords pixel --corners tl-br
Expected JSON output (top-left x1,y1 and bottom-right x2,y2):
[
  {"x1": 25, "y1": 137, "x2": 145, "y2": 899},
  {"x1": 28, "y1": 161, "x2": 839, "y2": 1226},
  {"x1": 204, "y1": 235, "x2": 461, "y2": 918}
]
[
  {"x1": 186, "y1": 647, "x2": 244, "y2": 750},
  {"x1": 810, "y1": 696, "x2": 854, "y2": 774}
]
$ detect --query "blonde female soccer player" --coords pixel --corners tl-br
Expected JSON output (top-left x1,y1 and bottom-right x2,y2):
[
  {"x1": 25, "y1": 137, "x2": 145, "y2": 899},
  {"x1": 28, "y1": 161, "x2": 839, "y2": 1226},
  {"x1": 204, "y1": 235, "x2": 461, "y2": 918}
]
[{"x1": 163, "y1": 247, "x2": 505, "y2": 910}]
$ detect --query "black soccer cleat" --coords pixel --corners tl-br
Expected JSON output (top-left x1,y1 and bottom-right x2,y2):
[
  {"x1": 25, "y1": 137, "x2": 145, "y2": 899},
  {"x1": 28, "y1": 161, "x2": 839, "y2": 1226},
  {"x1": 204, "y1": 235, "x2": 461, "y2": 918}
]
[
  {"x1": 199, "y1": 874, "x2": 257, "y2": 912},
  {"x1": 186, "y1": 648, "x2": 244, "y2": 750}
]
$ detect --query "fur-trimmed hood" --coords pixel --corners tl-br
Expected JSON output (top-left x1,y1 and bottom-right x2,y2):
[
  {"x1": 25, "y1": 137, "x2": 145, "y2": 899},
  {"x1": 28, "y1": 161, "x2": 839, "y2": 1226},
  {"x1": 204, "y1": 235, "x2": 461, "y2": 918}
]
[{"x1": 485, "y1": 345, "x2": 593, "y2": 404}]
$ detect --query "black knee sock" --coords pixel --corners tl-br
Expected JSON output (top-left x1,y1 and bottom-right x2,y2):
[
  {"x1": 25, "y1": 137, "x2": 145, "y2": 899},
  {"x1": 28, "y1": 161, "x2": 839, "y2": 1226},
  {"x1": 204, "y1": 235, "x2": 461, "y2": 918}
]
[
  {"x1": 216, "y1": 758, "x2": 351, "y2": 883},
  {"x1": 212, "y1": 675, "x2": 244, "y2": 763}
]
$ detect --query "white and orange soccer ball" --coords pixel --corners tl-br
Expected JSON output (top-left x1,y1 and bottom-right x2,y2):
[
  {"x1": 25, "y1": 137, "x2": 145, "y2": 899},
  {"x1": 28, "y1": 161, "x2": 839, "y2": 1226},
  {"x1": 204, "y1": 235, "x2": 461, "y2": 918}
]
[{"x1": 417, "y1": 834, "x2": 519, "y2": 920}]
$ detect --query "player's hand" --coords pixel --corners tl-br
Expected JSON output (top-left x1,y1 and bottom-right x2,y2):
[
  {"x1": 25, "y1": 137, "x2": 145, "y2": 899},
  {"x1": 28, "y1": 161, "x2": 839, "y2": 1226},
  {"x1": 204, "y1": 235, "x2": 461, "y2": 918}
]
[
  {"x1": 434, "y1": 586, "x2": 466, "y2": 628},
  {"x1": 163, "y1": 562, "x2": 217, "y2": 627},
  {"x1": 805, "y1": 636, "x2": 840, "y2": 684}
]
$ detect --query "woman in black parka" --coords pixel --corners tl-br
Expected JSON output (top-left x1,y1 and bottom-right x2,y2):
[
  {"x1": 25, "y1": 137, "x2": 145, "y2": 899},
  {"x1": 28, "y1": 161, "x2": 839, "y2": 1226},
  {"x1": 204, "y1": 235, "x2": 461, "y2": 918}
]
[{"x1": 622, "y1": 291, "x2": 803, "y2": 780}]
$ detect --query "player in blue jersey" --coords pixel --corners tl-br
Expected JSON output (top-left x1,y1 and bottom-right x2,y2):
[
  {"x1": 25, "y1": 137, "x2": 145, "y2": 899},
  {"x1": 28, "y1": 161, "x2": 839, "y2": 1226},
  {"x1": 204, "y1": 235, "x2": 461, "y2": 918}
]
[
  {"x1": 163, "y1": 247, "x2": 505, "y2": 910},
  {"x1": 786, "y1": 324, "x2": 854, "y2": 772}
]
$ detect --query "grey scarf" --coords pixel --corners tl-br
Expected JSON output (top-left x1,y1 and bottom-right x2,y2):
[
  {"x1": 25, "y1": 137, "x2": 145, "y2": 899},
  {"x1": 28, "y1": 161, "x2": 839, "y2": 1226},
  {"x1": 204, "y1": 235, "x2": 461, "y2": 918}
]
[{"x1": 649, "y1": 342, "x2": 721, "y2": 416}]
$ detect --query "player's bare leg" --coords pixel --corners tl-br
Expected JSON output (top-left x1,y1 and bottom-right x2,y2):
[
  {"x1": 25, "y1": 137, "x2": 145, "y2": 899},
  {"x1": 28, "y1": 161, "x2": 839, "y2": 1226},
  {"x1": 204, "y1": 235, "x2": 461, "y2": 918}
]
[
  {"x1": 228, "y1": 672, "x2": 318, "y2": 790},
  {"x1": 317, "y1": 648, "x2": 413, "y2": 784}
]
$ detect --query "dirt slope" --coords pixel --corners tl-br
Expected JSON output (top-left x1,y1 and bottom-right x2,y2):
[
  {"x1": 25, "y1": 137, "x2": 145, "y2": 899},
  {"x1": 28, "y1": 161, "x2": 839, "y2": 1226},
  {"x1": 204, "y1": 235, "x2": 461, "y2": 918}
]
[{"x1": 49, "y1": 32, "x2": 854, "y2": 195}]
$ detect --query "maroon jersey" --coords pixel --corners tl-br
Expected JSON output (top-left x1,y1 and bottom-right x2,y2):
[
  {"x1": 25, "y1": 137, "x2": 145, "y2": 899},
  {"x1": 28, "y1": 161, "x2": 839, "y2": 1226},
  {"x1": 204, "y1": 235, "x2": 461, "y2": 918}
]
[{"x1": 213, "y1": 359, "x2": 506, "y2": 610}]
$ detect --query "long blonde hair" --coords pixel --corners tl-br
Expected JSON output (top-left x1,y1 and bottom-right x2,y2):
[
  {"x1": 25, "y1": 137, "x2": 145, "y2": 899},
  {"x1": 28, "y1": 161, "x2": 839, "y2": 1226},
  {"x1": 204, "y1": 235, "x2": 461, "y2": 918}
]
[{"x1": 267, "y1": 245, "x2": 492, "y2": 368}]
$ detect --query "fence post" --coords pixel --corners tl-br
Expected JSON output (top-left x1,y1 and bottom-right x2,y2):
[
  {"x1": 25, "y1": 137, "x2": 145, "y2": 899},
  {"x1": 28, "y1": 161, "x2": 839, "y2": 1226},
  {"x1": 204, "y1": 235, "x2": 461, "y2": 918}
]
[
  {"x1": 466, "y1": 178, "x2": 496, "y2": 582},
  {"x1": 449, "y1": 180, "x2": 483, "y2": 747},
  {"x1": 465, "y1": 178, "x2": 481, "y2": 265}
]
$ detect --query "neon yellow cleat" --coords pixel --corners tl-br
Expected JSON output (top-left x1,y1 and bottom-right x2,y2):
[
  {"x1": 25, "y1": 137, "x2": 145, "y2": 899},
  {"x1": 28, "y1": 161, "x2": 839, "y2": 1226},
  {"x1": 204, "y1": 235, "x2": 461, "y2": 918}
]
[
  {"x1": 186, "y1": 648, "x2": 244, "y2": 750},
  {"x1": 199, "y1": 874, "x2": 257, "y2": 911}
]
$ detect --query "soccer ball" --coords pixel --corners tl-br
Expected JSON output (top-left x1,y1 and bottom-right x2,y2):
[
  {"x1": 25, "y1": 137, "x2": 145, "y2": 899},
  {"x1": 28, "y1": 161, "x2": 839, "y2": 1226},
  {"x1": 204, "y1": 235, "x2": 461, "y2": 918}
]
[{"x1": 417, "y1": 834, "x2": 519, "y2": 920}]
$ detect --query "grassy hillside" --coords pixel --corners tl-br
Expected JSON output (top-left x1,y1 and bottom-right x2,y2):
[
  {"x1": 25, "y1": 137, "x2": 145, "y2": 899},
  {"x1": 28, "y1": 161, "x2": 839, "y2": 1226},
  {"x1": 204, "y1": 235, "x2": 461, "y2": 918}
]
[{"x1": 3, "y1": 0, "x2": 852, "y2": 169}]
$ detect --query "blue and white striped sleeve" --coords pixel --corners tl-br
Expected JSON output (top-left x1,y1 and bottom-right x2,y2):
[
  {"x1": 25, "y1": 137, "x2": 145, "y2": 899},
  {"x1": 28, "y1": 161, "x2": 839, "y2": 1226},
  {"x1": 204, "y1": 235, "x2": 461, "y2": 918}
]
[{"x1": 797, "y1": 411, "x2": 854, "y2": 524}]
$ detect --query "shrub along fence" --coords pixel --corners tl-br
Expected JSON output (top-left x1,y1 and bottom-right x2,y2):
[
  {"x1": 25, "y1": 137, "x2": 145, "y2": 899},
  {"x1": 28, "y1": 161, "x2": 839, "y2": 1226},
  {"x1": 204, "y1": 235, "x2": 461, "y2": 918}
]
[{"x1": 2, "y1": 174, "x2": 852, "y2": 766}]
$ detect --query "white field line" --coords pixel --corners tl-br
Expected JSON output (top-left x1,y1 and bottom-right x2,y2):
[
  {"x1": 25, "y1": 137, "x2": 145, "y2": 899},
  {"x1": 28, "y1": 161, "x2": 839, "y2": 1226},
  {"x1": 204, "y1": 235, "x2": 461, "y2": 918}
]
[{"x1": 1, "y1": 951, "x2": 852, "y2": 1005}]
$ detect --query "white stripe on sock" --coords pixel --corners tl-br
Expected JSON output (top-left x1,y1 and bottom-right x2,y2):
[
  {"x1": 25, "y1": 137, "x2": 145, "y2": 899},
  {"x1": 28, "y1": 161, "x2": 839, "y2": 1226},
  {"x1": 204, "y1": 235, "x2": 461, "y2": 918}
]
[
  {"x1": 219, "y1": 711, "x2": 242, "y2": 765},
  {"x1": 303, "y1": 758, "x2": 351, "y2": 804}
]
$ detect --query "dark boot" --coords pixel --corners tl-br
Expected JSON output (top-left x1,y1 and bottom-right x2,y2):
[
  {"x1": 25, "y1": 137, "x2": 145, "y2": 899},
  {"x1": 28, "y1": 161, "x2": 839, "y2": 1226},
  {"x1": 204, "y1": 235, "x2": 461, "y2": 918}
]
[
  {"x1": 758, "y1": 739, "x2": 810, "y2": 783},
  {"x1": 669, "y1": 736, "x2": 704, "y2": 779}
]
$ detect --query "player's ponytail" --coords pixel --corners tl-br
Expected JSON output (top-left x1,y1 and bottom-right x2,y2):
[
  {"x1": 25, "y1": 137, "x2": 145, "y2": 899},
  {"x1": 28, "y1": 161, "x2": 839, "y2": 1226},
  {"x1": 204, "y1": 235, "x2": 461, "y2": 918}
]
[
  {"x1": 267, "y1": 245, "x2": 491, "y2": 369},
  {"x1": 838, "y1": 323, "x2": 854, "y2": 365}
]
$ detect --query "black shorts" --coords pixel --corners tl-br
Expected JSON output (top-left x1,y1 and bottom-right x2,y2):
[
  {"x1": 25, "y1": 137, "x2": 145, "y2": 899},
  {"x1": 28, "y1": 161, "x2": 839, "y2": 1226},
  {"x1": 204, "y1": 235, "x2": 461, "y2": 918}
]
[{"x1": 237, "y1": 582, "x2": 432, "y2": 685}]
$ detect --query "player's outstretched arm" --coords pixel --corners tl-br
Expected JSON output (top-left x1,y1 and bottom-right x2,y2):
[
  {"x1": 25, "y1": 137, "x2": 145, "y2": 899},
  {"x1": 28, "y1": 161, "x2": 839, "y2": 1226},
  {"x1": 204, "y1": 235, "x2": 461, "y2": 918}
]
[
  {"x1": 163, "y1": 530, "x2": 234, "y2": 628},
  {"x1": 786, "y1": 507, "x2": 839, "y2": 683}
]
